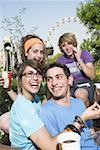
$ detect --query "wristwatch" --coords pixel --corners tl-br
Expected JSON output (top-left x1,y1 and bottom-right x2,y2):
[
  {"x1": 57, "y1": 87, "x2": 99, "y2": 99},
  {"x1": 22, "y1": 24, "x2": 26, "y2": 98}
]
[{"x1": 78, "y1": 59, "x2": 83, "y2": 65}]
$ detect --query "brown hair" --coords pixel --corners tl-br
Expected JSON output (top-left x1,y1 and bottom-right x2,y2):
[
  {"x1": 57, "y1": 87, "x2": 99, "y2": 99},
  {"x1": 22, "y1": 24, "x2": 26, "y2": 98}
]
[
  {"x1": 58, "y1": 33, "x2": 77, "y2": 52},
  {"x1": 20, "y1": 34, "x2": 47, "y2": 65},
  {"x1": 18, "y1": 59, "x2": 44, "y2": 91},
  {"x1": 44, "y1": 61, "x2": 70, "y2": 79}
]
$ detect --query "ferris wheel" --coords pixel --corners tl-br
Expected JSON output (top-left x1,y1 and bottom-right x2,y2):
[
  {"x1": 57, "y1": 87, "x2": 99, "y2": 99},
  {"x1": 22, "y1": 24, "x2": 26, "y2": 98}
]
[{"x1": 45, "y1": 16, "x2": 89, "y2": 55}]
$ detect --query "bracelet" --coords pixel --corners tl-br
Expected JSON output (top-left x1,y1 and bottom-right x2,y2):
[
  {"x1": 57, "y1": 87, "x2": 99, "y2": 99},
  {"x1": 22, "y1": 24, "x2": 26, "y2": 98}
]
[
  {"x1": 64, "y1": 124, "x2": 80, "y2": 135},
  {"x1": 78, "y1": 59, "x2": 83, "y2": 65},
  {"x1": 4, "y1": 87, "x2": 11, "y2": 92},
  {"x1": 74, "y1": 116, "x2": 85, "y2": 128}
]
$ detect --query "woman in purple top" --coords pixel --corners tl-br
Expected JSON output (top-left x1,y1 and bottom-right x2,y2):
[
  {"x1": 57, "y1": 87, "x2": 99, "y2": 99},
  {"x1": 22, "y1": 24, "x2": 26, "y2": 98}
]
[{"x1": 57, "y1": 33, "x2": 96, "y2": 108}]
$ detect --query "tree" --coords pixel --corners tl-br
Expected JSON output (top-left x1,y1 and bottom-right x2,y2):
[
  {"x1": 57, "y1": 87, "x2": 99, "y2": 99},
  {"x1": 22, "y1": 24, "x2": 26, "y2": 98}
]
[
  {"x1": 49, "y1": 53, "x2": 62, "y2": 62},
  {"x1": 0, "y1": 8, "x2": 38, "y2": 115},
  {"x1": 77, "y1": 0, "x2": 100, "y2": 62},
  {"x1": 1, "y1": 8, "x2": 37, "y2": 45}
]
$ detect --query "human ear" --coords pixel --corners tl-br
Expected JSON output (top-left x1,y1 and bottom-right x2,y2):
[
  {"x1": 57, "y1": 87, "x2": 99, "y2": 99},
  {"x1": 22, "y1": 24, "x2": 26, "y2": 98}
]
[{"x1": 68, "y1": 75, "x2": 74, "y2": 86}]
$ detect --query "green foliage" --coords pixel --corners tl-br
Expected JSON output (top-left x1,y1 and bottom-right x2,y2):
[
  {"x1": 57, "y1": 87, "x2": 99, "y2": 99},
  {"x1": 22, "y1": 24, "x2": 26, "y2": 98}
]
[
  {"x1": 95, "y1": 66, "x2": 100, "y2": 81},
  {"x1": 0, "y1": 78, "x2": 17, "y2": 115},
  {"x1": 77, "y1": 0, "x2": 100, "y2": 62},
  {"x1": 48, "y1": 53, "x2": 62, "y2": 62},
  {"x1": 37, "y1": 82, "x2": 47, "y2": 101},
  {"x1": 11, "y1": 78, "x2": 17, "y2": 92},
  {"x1": 77, "y1": 0, "x2": 100, "y2": 32},
  {"x1": 80, "y1": 38, "x2": 93, "y2": 52},
  {"x1": 0, "y1": 87, "x2": 13, "y2": 115}
]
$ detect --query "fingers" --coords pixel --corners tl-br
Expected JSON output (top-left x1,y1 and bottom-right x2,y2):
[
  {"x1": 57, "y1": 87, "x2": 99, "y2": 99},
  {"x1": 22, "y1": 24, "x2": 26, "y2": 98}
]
[
  {"x1": 73, "y1": 47, "x2": 77, "y2": 53},
  {"x1": 81, "y1": 102, "x2": 100, "y2": 121},
  {"x1": 91, "y1": 102, "x2": 100, "y2": 118},
  {"x1": 0, "y1": 78, "x2": 4, "y2": 86},
  {"x1": 72, "y1": 47, "x2": 81, "y2": 61},
  {"x1": 73, "y1": 47, "x2": 80, "y2": 53},
  {"x1": 97, "y1": 100, "x2": 100, "y2": 105},
  {"x1": 92, "y1": 101, "x2": 100, "y2": 110},
  {"x1": 89, "y1": 101, "x2": 100, "y2": 110}
]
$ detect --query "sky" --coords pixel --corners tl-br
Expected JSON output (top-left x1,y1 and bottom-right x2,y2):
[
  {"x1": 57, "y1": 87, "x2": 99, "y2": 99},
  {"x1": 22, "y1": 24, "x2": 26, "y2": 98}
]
[{"x1": 0, "y1": 0, "x2": 90, "y2": 55}]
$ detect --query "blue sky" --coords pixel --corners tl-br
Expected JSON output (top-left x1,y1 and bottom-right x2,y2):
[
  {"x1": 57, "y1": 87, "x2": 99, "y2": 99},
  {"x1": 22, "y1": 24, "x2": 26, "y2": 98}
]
[{"x1": 0, "y1": 0, "x2": 90, "y2": 54}]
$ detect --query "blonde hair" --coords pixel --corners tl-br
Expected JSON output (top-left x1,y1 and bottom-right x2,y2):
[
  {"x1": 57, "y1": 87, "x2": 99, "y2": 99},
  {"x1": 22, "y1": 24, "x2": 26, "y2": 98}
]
[{"x1": 58, "y1": 33, "x2": 77, "y2": 52}]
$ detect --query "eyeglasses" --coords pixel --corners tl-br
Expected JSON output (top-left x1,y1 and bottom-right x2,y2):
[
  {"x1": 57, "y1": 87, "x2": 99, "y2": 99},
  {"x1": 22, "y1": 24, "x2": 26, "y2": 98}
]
[{"x1": 22, "y1": 71, "x2": 42, "y2": 78}]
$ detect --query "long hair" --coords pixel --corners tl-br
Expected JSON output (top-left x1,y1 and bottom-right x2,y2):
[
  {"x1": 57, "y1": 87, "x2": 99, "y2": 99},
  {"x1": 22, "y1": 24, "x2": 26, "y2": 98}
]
[
  {"x1": 20, "y1": 34, "x2": 47, "y2": 65},
  {"x1": 17, "y1": 59, "x2": 44, "y2": 92}
]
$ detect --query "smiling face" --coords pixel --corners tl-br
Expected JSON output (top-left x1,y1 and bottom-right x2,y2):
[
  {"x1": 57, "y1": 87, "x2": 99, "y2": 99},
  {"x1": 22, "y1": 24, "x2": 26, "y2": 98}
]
[
  {"x1": 25, "y1": 43, "x2": 44, "y2": 62},
  {"x1": 21, "y1": 66, "x2": 43, "y2": 100},
  {"x1": 46, "y1": 66, "x2": 69, "y2": 99},
  {"x1": 61, "y1": 42, "x2": 74, "y2": 58},
  {"x1": 58, "y1": 33, "x2": 77, "y2": 58}
]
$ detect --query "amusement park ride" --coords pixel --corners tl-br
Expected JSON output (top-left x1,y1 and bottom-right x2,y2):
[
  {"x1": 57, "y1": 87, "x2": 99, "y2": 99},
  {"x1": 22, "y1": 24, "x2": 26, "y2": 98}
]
[
  {"x1": 0, "y1": 17, "x2": 80, "y2": 70},
  {"x1": 0, "y1": 17, "x2": 100, "y2": 150},
  {"x1": 45, "y1": 17, "x2": 79, "y2": 56}
]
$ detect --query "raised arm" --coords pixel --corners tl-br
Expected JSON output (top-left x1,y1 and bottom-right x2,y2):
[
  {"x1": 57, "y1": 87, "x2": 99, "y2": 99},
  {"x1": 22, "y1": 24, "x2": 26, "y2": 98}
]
[
  {"x1": 0, "y1": 75, "x2": 19, "y2": 101},
  {"x1": 78, "y1": 61, "x2": 96, "y2": 80},
  {"x1": 29, "y1": 102, "x2": 100, "y2": 150},
  {"x1": 73, "y1": 102, "x2": 100, "y2": 131},
  {"x1": 73, "y1": 48, "x2": 96, "y2": 80},
  {"x1": 7, "y1": 89, "x2": 17, "y2": 101},
  {"x1": 80, "y1": 101, "x2": 100, "y2": 121}
]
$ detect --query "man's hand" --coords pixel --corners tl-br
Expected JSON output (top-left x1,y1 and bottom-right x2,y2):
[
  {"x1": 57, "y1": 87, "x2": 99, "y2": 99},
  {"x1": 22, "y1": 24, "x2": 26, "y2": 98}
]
[{"x1": 81, "y1": 102, "x2": 100, "y2": 121}]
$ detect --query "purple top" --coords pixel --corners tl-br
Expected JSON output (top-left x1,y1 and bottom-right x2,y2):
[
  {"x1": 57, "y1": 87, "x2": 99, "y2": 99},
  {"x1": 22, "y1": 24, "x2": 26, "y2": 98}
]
[{"x1": 56, "y1": 50, "x2": 94, "y2": 81}]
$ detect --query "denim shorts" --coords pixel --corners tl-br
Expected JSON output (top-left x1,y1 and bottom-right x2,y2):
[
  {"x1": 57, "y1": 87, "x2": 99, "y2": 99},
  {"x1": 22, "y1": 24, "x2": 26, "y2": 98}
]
[{"x1": 71, "y1": 80, "x2": 95, "y2": 102}]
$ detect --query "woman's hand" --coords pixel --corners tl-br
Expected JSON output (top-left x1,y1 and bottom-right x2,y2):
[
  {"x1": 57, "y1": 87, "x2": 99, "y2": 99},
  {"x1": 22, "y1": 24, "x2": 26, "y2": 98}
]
[
  {"x1": 81, "y1": 102, "x2": 100, "y2": 122},
  {"x1": 72, "y1": 47, "x2": 81, "y2": 62},
  {"x1": 0, "y1": 77, "x2": 4, "y2": 86}
]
